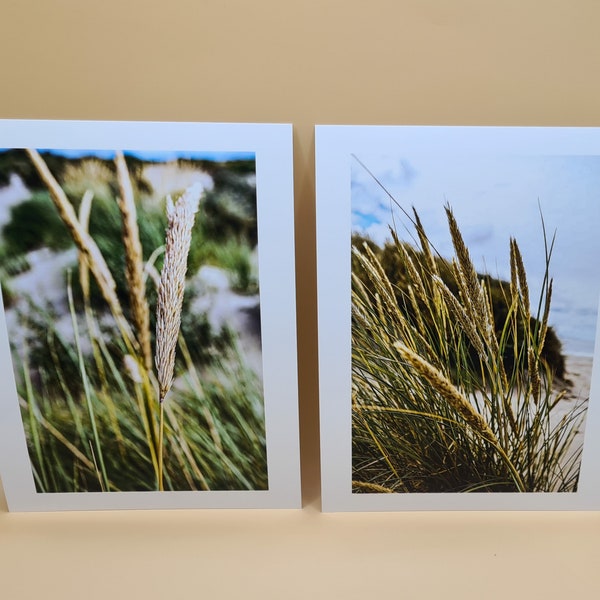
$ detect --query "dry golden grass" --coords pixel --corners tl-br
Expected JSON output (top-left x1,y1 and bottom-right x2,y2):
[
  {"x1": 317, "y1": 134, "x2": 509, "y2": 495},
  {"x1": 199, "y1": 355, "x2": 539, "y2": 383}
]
[
  {"x1": 352, "y1": 205, "x2": 586, "y2": 493},
  {"x1": 115, "y1": 151, "x2": 152, "y2": 371}
]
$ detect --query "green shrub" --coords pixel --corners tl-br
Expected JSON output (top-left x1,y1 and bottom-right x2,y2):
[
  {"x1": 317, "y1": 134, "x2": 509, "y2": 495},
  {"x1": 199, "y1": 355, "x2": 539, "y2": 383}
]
[{"x1": 2, "y1": 191, "x2": 73, "y2": 255}]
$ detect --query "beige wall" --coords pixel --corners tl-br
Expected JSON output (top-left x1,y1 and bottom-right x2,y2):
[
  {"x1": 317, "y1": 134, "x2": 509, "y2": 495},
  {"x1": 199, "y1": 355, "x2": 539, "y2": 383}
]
[{"x1": 1, "y1": 1, "x2": 599, "y2": 597}]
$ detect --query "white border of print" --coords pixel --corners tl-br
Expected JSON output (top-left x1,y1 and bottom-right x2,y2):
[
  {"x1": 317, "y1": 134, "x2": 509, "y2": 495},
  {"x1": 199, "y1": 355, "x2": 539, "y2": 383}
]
[
  {"x1": 0, "y1": 119, "x2": 300, "y2": 511},
  {"x1": 316, "y1": 124, "x2": 600, "y2": 512}
]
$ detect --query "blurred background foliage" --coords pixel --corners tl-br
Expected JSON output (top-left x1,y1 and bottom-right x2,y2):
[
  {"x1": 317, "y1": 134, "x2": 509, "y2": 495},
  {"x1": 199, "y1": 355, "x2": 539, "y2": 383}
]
[{"x1": 0, "y1": 149, "x2": 259, "y2": 382}]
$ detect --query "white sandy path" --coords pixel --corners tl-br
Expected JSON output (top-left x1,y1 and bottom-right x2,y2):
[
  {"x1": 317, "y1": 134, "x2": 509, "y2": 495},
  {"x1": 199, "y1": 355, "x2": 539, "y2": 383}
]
[
  {"x1": 8, "y1": 247, "x2": 77, "y2": 310},
  {"x1": 3, "y1": 247, "x2": 81, "y2": 353},
  {"x1": 190, "y1": 265, "x2": 263, "y2": 379}
]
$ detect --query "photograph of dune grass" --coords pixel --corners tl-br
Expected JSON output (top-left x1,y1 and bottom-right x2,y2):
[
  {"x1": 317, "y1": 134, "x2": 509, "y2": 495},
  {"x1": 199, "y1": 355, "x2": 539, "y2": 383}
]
[
  {"x1": 350, "y1": 149, "x2": 600, "y2": 497},
  {"x1": 0, "y1": 143, "x2": 268, "y2": 496}
]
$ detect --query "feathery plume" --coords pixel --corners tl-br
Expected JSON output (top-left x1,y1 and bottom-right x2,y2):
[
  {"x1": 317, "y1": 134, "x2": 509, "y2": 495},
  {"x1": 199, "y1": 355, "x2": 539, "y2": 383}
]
[{"x1": 155, "y1": 183, "x2": 202, "y2": 403}]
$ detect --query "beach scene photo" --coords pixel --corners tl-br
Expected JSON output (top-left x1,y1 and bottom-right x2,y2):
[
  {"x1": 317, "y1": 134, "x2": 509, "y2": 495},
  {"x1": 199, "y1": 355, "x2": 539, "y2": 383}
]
[
  {"x1": 351, "y1": 151, "x2": 599, "y2": 494},
  {"x1": 0, "y1": 146, "x2": 267, "y2": 494}
]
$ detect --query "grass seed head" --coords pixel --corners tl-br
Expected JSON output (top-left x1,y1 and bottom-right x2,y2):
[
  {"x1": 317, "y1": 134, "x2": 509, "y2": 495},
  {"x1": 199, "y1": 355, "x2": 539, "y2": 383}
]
[
  {"x1": 155, "y1": 183, "x2": 202, "y2": 403},
  {"x1": 115, "y1": 151, "x2": 153, "y2": 371},
  {"x1": 394, "y1": 341, "x2": 498, "y2": 444}
]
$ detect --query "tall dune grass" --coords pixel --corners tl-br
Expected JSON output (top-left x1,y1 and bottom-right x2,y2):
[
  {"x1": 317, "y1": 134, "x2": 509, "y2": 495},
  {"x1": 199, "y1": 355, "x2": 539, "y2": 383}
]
[
  {"x1": 8, "y1": 151, "x2": 267, "y2": 493},
  {"x1": 352, "y1": 205, "x2": 586, "y2": 493}
]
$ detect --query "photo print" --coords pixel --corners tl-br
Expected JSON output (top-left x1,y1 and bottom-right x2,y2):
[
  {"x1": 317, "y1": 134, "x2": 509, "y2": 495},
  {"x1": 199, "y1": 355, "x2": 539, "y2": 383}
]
[
  {"x1": 0, "y1": 120, "x2": 300, "y2": 511},
  {"x1": 317, "y1": 125, "x2": 600, "y2": 511}
]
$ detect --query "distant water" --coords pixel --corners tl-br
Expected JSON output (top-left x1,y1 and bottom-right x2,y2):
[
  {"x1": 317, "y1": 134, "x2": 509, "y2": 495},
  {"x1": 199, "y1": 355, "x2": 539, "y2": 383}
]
[
  {"x1": 562, "y1": 339, "x2": 596, "y2": 358},
  {"x1": 550, "y1": 299, "x2": 598, "y2": 357}
]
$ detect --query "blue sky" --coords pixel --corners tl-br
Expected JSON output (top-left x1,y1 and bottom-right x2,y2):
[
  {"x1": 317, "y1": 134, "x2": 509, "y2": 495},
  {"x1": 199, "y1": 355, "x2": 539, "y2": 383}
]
[
  {"x1": 351, "y1": 153, "x2": 600, "y2": 355},
  {"x1": 38, "y1": 149, "x2": 255, "y2": 162}
]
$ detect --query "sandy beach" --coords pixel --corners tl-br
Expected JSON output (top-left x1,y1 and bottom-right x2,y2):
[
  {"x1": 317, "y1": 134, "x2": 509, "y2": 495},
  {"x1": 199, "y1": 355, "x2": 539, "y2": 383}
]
[
  {"x1": 553, "y1": 354, "x2": 593, "y2": 469},
  {"x1": 563, "y1": 354, "x2": 594, "y2": 402}
]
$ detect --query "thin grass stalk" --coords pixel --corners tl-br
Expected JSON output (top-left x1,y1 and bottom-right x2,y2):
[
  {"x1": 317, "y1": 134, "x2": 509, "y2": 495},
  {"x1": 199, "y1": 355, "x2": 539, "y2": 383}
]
[
  {"x1": 412, "y1": 208, "x2": 438, "y2": 277},
  {"x1": 141, "y1": 373, "x2": 162, "y2": 489},
  {"x1": 114, "y1": 151, "x2": 153, "y2": 372},
  {"x1": 88, "y1": 441, "x2": 104, "y2": 492},
  {"x1": 66, "y1": 275, "x2": 110, "y2": 492},
  {"x1": 159, "y1": 414, "x2": 198, "y2": 491},
  {"x1": 352, "y1": 480, "x2": 395, "y2": 493},
  {"x1": 394, "y1": 237, "x2": 429, "y2": 307},
  {"x1": 46, "y1": 331, "x2": 89, "y2": 448},
  {"x1": 21, "y1": 345, "x2": 49, "y2": 492},
  {"x1": 537, "y1": 279, "x2": 553, "y2": 358},
  {"x1": 158, "y1": 402, "x2": 165, "y2": 491},
  {"x1": 78, "y1": 190, "x2": 125, "y2": 452},
  {"x1": 18, "y1": 397, "x2": 97, "y2": 472},
  {"x1": 534, "y1": 209, "x2": 557, "y2": 345},
  {"x1": 164, "y1": 403, "x2": 210, "y2": 490},
  {"x1": 407, "y1": 284, "x2": 428, "y2": 338},
  {"x1": 123, "y1": 354, "x2": 160, "y2": 479},
  {"x1": 356, "y1": 404, "x2": 466, "y2": 428},
  {"x1": 178, "y1": 334, "x2": 223, "y2": 453}
]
